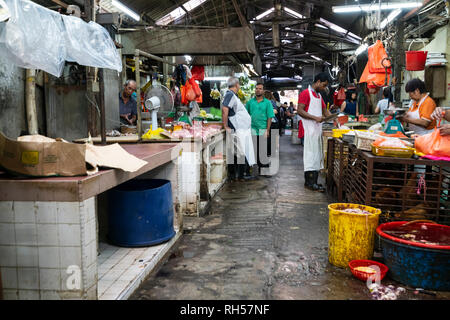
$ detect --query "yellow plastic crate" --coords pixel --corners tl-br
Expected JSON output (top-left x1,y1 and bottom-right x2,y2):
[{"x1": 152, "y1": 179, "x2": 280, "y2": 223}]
[
  {"x1": 332, "y1": 129, "x2": 368, "y2": 138},
  {"x1": 332, "y1": 129, "x2": 351, "y2": 138},
  {"x1": 371, "y1": 144, "x2": 415, "y2": 158}
]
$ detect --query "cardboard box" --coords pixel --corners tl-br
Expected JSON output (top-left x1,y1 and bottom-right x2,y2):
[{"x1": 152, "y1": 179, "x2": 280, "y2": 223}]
[{"x1": 0, "y1": 133, "x2": 87, "y2": 177}]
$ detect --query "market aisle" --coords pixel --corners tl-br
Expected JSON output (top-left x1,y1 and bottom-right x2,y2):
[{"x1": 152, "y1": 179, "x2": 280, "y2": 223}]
[{"x1": 130, "y1": 135, "x2": 450, "y2": 300}]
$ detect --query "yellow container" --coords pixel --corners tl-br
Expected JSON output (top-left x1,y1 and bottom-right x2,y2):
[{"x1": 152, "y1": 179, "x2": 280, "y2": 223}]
[
  {"x1": 371, "y1": 144, "x2": 415, "y2": 158},
  {"x1": 328, "y1": 203, "x2": 381, "y2": 268},
  {"x1": 332, "y1": 129, "x2": 351, "y2": 138}
]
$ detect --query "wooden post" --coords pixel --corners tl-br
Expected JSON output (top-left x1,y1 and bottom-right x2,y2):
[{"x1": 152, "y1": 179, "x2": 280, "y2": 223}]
[
  {"x1": 99, "y1": 69, "x2": 106, "y2": 145},
  {"x1": 25, "y1": 69, "x2": 38, "y2": 135},
  {"x1": 135, "y1": 50, "x2": 142, "y2": 139}
]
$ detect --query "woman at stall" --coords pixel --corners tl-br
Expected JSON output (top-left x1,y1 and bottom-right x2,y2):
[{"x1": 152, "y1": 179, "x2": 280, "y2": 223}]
[
  {"x1": 399, "y1": 78, "x2": 437, "y2": 136},
  {"x1": 340, "y1": 92, "x2": 359, "y2": 117}
]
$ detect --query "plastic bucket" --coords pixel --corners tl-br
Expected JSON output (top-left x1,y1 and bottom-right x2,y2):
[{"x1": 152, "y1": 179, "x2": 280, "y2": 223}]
[
  {"x1": 210, "y1": 158, "x2": 224, "y2": 183},
  {"x1": 376, "y1": 221, "x2": 450, "y2": 291},
  {"x1": 406, "y1": 51, "x2": 428, "y2": 71},
  {"x1": 405, "y1": 40, "x2": 427, "y2": 71},
  {"x1": 107, "y1": 179, "x2": 176, "y2": 247},
  {"x1": 328, "y1": 203, "x2": 381, "y2": 267},
  {"x1": 291, "y1": 129, "x2": 301, "y2": 144}
]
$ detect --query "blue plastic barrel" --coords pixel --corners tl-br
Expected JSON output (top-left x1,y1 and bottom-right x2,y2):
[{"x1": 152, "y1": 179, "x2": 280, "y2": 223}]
[
  {"x1": 108, "y1": 179, "x2": 176, "y2": 247},
  {"x1": 377, "y1": 222, "x2": 450, "y2": 291}
]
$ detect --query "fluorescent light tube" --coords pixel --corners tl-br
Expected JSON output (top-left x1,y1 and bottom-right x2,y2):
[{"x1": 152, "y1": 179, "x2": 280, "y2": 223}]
[
  {"x1": 256, "y1": 8, "x2": 274, "y2": 20},
  {"x1": 333, "y1": 2, "x2": 422, "y2": 13},
  {"x1": 355, "y1": 43, "x2": 368, "y2": 55},
  {"x1": 380, "y1": 9, "x2": 402, "y2": 29},
  {"x1": 284, "y1": 7, "x2": 305, "y2": 19},
  {"x1": 112, "y1": 0, "x2": 140, "y2": 21},
  {"x1": 203, "y1": 77, "x2": 229, "y2": 81}
]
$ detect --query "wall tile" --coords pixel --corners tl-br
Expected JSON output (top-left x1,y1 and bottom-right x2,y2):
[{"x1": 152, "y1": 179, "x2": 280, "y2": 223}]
[
  {"x1": 37, "y1": 224, "x2": 58, "y2": 246},
  {"x1": 0, "y1": 223, "x2": 15, "y2": 246},
  {"x1": 1, "y1": 267, "x2": 18, "y2": 289},
  {"x1": 85, "y1": 263, "x2": 97, "y2": 290},
  {"x1": 36, "y1": 202, "x2": 57, "y2": 224},
  {"x1": 0, "y1": 245, "x2": 17, "y2": 267},
  {"x1": 18, "y1": 289, "x2": 40, "y2": 300},
  {"x1": 2, "y1": 289, "x2": 19, "y2": 300},
  {"x1": 57, "y1": 202, "x2": 80, "y2": 224},
  {"x1": 13, "y1": 202, "x2": 36, "y2": 223},
  {"x1": 17, "y1": 246, "x2": 38, "y2": 268},
  {"x1": 13, "y1": 201, "x2": 36, "y2": 223},
  {"x1": 59, "y1": 246, "x2": 81, "y2": 270},
  {"x1": 15, "y1": 223, "x2": 37, "y2": 246},
  {"x1": 58, "y1": 224, "x2": 81, "y2": 247},
  {"x1": 83, "y1": 241, "x2": 97, "y2": 269},
  {"x1": 39, "y1": 268, "x2": 61, "y2": 290},
  {"x1": 84, "y1": 198, "x2": 96, "y2": 222},
  {"x1": 38, "y1": 247, "x2": 60, "y2": 269},
  {"x1": 17, "y1": 267, "x2": 39, "y2": 290},
  {"x1": 83, "y1": 218, "x2": 97, "y2": 246},
  {"x1": 0, "y1": 202, "x2": 13, "y2": 223},
  {"x1": 40, "y1": 290, "x2": 61, "y2": 300}
]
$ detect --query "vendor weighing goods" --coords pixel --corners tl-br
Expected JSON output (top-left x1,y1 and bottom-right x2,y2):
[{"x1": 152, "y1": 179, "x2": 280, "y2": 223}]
[{"x1": 383, "y1": 108, "x2": 406, "y2": 135}]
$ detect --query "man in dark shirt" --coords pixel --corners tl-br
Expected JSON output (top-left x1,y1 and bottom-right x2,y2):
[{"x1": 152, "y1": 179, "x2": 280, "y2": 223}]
[{"x1": 119, "y1": 80, "x2": 137, "y2": 125}]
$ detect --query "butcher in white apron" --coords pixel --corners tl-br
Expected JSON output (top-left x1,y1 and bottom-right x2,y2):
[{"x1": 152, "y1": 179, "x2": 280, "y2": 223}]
[
  {"x1": 297, "y1": 73, "x2": 332, "y2": 192},
  {"x1": 222, "y1": 77, "x2": 256, "y2": 181},
  {"x1": 401, "y1": 78, "x2": 437, "y2": 136}
]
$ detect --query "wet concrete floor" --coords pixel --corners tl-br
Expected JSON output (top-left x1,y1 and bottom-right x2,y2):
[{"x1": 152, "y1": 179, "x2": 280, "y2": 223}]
[{"x1": 130, "y1": 135, "x2": 450, "y2": 300}]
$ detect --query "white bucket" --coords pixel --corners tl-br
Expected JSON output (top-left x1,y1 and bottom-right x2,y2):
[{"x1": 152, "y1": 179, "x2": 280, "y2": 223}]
[
  {"x1": 210, "y1": 158, "x2": 224, "y2": 183},
  {"x1": 291, "y1": 129, "x2": 301, "y2": 144}
]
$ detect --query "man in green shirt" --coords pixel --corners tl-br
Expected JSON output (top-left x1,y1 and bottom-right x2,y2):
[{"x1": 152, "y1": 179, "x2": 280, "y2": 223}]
[{"x1": 245, "y1": 82, "x2": 275, "y2": 174}]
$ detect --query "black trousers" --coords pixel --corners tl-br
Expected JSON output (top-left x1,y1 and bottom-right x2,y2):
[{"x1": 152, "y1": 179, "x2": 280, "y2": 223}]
[
  {"x1": 268, "y1": 124, "x2": 279, "y2": 157},
  {"x1": 254, "y1": 134, "x2": 270, "y2": 168},
  {"x1": 228, "y1": 154, "x2": 246, "y2": 179}
]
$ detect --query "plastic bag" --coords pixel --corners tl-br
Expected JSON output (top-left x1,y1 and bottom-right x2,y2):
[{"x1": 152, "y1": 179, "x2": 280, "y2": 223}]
[
  {"x1": 0, "y1": 0, "x2": 121, "y2": 77},
  {"x1": 0, "y1": 0, "x2": 11, "y2": 21},
  {"x1": 373, "y1": 137, "x2": 411, "y2": 148},
  {"x1": 0, "y1": 0, "x2": 66, "y2": 76},
  {"x1": 189, "y1": 78, "x2": 202, "y2": 97},
  {"x1": 415, "y1": 129, "x2": 450, "y2": 157},
  {"x1": 62, "y1": 15, "x2": 122, "y2": 72},
  {"x1": 181, "y1": 81, "x2": 196, "y2": 105},
  {"x1": 191, "y1": 65, "x2": 205, "y2": 81},
  {"x1": 368, "y1": 40, "x2": 392, "y2": 74},
  {"x1": 359, "y1": 61, "x2": 390, "y2": 88}
]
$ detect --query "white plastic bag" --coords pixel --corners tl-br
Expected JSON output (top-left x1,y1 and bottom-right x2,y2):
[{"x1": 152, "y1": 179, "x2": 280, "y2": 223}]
[
  {"x1": 0, "y1": 0, "x2": 122, "y2": 76},
  {"x1": 62, "y1": 15, "x2": 122, "y2": 72},
  {"x1": 0, "y1": 0, "x2": 11, "y2": 21},
  {"x1": 0, "y1": 0, "x2": 66, "y2": 76}
]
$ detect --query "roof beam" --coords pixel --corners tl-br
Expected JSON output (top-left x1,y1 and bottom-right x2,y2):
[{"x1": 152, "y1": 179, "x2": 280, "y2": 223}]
[{"x1": 231, "y1": 0, "x2": 248, "y2": 27}]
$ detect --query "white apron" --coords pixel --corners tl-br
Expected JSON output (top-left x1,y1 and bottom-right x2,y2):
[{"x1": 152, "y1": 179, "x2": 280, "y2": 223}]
[
  {"x1": 408, "y1": 94, "x2": 433, "y2": 136},
  {"x1": 301, "y1": 86, "x2": 323, "y2": 172},
  {"x1": 228, "y1": 95, "x2": 256, "y2": 166}
]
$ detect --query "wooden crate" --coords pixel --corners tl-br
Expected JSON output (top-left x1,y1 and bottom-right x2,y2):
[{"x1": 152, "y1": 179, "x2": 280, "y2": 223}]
[{"x1": 344, "y1": 145, "x2": 450, "y2": 225}]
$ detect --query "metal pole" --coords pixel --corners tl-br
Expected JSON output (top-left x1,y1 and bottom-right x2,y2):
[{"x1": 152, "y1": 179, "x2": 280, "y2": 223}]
[
  {"x1": 99, "y1": 69, "x2": 106, "y2": 145},
  {"x1": 136, "y1": 49, "x2": 177, "y2": 67},
  {"x1": 135, "y1": 49, "x2": 142, "y2": 139}
]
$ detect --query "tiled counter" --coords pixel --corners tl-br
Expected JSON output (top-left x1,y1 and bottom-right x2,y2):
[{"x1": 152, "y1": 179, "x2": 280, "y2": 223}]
[{"x1": 0, "y1": 143, "x2": 183, "y2": 300}]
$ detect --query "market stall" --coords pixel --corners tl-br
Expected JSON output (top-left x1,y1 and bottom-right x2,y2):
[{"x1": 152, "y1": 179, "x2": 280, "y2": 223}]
[
  {"x1": 327, "y1": 135, "x2": 450, "y2": 225},
  {"x1": 0, "y1": 143, "x2": 183, "y2": 300}
]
